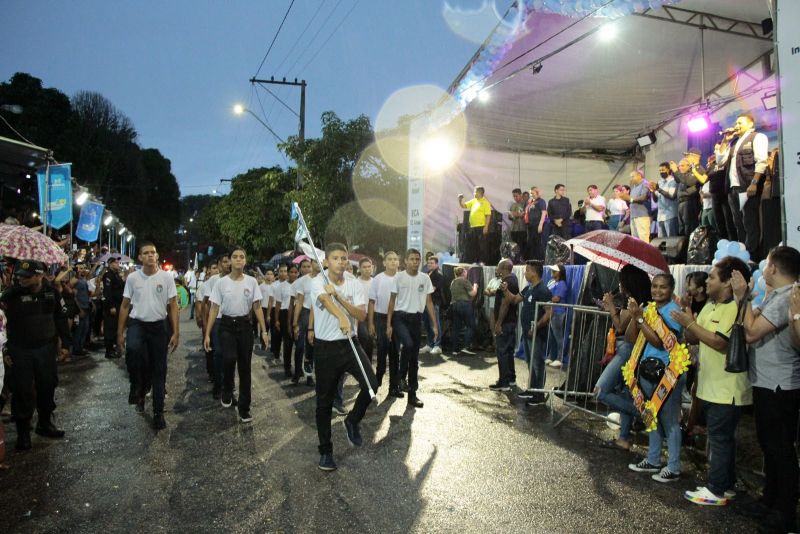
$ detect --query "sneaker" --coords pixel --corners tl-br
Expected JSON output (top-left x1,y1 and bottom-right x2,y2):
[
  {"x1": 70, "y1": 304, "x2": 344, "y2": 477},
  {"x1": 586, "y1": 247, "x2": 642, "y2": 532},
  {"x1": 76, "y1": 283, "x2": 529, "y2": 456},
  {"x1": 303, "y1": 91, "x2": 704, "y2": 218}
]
[
  {"x1": 239, "y1": 411, "x2": 253, "y2": 424},
  {"x1": 548, "y1": 360, "x2": 563, "y2": 368},
  {"x1": 651, "y1": 467, "x2": 681, "y2": 483},
  {"x1": 451, "y1": 351, "x2": 461, "y2": 357},
  {"x1": 517, "y1": 389, "x2": 537, "y2": 399},
  {"x1": 135, "y1": 400, "x2": 145, "y2": 413},
  {"x1": 318, "y1": 453, "x2": 337, "y2": 471},
  {"x1": 430, "y1": 346, "x2": 442, "y2": 355},
  {"x1": 303, "y1": 361, "x2": 313, "y2": 377},
  {"x1": 544, "y1": 358, "x2": 553, "y2": 364},
  {"x1": 332, "y1": 404, "x2": 348, "y2": 416},
  {"x1": 419, "y1": 346, "x2": 431, "y2": 354},
  {"x1": 291, "y1": 376, "x2": 300, "y2": 385},
  {"x1": 685, "y1": 487, "x2": 728, "y2": 506},
  {"x1": 343, "y1": 419, "x2": 362, "y2": 447},
  {"x1": 525, "y1": 394, "x2": 548, "y2": 406},
  {"x1": 509, "y1": 380, "x2": 517, "y2": 387},
  {"x1": 399, "y1": 379, "x2": 409, "y2": 392},
  {"x1": 221, "y1": 394, "x2": 233, "y2": 408},
  {"x1": 461, "y1": 349, "x2": 476, "y2": 355},
  {"x1": 695, "y1": 486, "x2": 736, "y2": 499},
  {"x1": 153, "y1": 413, "x2": 166, "y2": 430},
  {"x1": 489, "y1": 382, "x2": 511, "y2": 392},
  {"x1": 306, "y1": 376, "x2": 315, "y2": 387},
  {"x1": 628, "y1": 459, "x2": 661, "y2": 473}
]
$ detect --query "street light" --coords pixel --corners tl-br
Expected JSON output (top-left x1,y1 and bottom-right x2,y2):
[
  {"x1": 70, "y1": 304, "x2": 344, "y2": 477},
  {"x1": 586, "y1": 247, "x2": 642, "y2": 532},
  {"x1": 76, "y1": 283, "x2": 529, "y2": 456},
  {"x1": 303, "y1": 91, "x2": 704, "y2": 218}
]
[
  {"x1": 75, "y1": 191, "x2": 89, "y2": 206},
  {"x1": 232, "y1": 104, "x2": 285, "y2": 144},
  {"x1": 104, "y1": 214, "x2": 114, "y2": 226},
  {"x1": 118, "y1": 227, "x2": 126, "y2": 235}
]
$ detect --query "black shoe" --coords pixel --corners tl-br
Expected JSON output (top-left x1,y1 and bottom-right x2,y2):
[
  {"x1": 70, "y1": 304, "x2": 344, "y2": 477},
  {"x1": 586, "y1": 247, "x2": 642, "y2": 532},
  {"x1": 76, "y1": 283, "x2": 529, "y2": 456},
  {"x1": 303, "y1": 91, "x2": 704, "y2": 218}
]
[
  {"x1": 306, "y1": 376, "x2": 315, "y2": 387},
  {"x1": 15, "y1": 421, "x2": 31, "y2": 450},
  {"x1": 128, "y1": 385, "x2": 137, "y2": 405},
  {"x1": 239, "y1": 411, "x2": 253, "y2": 424},
  {"x1": 525, "y1": 394, "x2": 549, "y2": 407},
  {"x1": 35, "y1": 416, "x2": 65, "y2": 438},
  {"x1": 489, "y1": 381, "x2": 511, "y2": 392},
  {"x1": 291, "y1": 376, "x2": 300, "y2": 385},
  {"x1": 344, "y1": 418, "x2": 363, "y2": 447},
  {"x1": 285, "y1": 370, "x2": 293, "y2": 379},
  {"x1": 303, "y1": 361, "x2": 313, "y2": 377},
  {"x1": 517, "y1": 389, "x2": 537, "y2": 399},
  {"x1": 399, "y1": 379, "x2": 409, "y2": 392},
  {"x1": 389, "y1": 387, "x2": 404, "y2": 399},
  {"x1": 332, "y1": 404, "x2": 348, "y2": 417},
  {"x1": 135, "y1": 400, "x2": 145, "y2": 413},
  {"x1": 153, "y1": 413, "x2": 166, "y2": 430},
  {"x1": 105, "y1": 351, "x2": 120, "y2": 359},
  {"x1": 318, "y1": 453, "x2": 337, "y2": 471},
  {"x1": 407, "y1": 395, "x2": 424, "y2": 408},
  {"x1": 221, "y1": 393, "x2": 233, "y2": 408}
]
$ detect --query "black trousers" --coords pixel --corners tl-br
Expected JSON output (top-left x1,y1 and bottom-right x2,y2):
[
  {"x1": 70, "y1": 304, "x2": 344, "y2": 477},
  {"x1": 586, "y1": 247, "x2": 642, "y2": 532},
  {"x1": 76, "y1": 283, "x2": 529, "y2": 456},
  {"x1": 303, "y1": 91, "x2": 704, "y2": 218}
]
[
  {"x1": 270, "y1": 310, "x2": 282, "y2": 358},
  {"x1": 550, "y1": 222, "x2": 570, "y2": 240},
  {"x1": 7, "y1": 342, "x2": 58, "y2": 422},
  {"x1": 510, "y1": 230, "x2": 527, "y2": 255},
  {"x1": 753, "y1": 386, "x2": 800, "y2": 528},
  {"x1": 712, "y1": 192, "x2": 735, "y2": 241},
  {"x1": 465, "y1": 227, "x2": 485, "y2": 264},
  {"x1": 393, "y1": 311, "x2": 422, "y2": 393},
  {"x1": 728, "y1": 186, "x2": 761, "y2": 256},
  {"x1": 678, "y1": 197, "x2": 700, "y2": 237},
  {"x1": 219, "y1": 316, "x2": 253, "y2": 413},
  {"x1": 103, "y1": 303, "x2": 119, "y2": 354},
  {"x1": 294, "y1": 308, "x2": 313, "y2": 379},
  {"x1": 356, "y1": 320, "x2": 374, "y2": 362},
  {"x1": 314, "y1": 338, "x2": 377, "y2": 454},
  {"x1": 374, "y1": 313, "x2": 399, "y2": 389},
  {"x1": 526, "y1": 227, "x2": 543, "y2": 260},
  {"x1": 126, "y1": 319, "x2": 168, "y2": 414},
  {"x1": 279, "y1": 309, "x2": 293, "y2": 372}
]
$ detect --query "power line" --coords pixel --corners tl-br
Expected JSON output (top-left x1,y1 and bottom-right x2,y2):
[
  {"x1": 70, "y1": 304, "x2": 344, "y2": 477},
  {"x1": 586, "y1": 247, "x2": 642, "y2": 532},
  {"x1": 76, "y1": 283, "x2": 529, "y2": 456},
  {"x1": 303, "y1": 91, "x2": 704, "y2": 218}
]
[
  {"x1": 253, "y1": 0, "x2": 297, "y2": 78},
  {"x1": 298, "y1": 0, "x2": 362, "y2": 73},
  {"x1": 273, "y1": 0, "x2": 328, "y2": 75},
  {"x1": 284, "y1": 0, "x2": 344, "y2": 76}
]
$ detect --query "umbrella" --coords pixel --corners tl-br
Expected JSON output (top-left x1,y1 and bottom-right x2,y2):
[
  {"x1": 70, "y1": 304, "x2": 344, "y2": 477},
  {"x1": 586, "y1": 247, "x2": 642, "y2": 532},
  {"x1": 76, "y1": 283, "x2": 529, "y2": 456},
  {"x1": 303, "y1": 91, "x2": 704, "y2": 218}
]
[
  {"x1": 0, "y1": 224, "x2": 69, "y2": 265},
  {"x1": 268, "y1": 252, "x2": 293, "y2": 266},
  {"x1": 96, "y1": 252, "x2": 133, "y2": 264},
  {"x1": 565, "y1": 230, "x2": 669, "y2": 277},
  {"x1": 292, "y1": 254, "x2": 311, "y2": 264}
]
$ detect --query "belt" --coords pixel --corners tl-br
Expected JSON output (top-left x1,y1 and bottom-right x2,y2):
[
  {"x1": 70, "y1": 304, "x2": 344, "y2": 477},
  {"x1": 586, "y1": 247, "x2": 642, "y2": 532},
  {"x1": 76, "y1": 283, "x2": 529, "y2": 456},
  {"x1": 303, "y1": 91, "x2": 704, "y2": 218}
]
[{"x1": 220, "y1": 315, "x2": 250, "y2": 325}]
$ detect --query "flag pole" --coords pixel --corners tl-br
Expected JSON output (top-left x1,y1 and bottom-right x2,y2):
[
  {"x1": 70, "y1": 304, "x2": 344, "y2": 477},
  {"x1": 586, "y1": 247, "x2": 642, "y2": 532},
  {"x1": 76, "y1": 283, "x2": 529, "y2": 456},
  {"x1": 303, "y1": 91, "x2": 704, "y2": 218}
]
[{"x1": 293, "y1": 202, "x2": 376, "y2": 400}]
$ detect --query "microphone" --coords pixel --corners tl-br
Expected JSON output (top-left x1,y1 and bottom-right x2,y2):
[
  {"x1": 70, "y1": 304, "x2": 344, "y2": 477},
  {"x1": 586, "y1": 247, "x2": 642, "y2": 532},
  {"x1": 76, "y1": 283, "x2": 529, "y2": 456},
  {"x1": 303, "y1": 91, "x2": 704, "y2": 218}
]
[{"x1": 717, "y1": 127, "x2": 735, "y2": 136}]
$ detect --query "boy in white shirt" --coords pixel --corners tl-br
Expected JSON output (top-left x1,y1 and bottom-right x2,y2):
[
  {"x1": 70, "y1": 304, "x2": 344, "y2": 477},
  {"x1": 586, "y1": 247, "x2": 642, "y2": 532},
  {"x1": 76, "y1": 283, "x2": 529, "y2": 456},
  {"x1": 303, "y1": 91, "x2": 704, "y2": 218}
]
[{"x1": 368, "y1": 251, "x2": 402, "y2": 397}]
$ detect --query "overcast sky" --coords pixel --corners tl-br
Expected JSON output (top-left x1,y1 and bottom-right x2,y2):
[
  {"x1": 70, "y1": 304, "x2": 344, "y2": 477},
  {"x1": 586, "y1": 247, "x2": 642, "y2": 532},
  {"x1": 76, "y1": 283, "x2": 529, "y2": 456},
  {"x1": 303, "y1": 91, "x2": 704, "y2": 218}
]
[{"x1": 0, "y1": 0, "x2": 493, "y2": 196}]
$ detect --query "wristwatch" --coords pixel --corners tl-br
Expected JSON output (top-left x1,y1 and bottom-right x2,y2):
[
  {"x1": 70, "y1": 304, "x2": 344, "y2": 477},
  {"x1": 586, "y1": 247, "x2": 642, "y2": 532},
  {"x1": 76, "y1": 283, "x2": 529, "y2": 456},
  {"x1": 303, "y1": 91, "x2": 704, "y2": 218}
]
[
  {"x1": 793, "y1": 313, "x2": 800, "y2": 322},
  {"x1": 637, "y1": 317, "x2": 644, "y2": 325}
]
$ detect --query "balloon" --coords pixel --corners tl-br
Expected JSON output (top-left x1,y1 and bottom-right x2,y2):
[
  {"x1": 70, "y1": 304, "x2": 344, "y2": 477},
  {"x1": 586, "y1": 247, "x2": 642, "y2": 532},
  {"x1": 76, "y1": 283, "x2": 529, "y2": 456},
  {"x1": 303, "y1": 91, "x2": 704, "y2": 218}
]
[
  {"x1": 718, "y1": 239, "x2": 730, "y2": 250},
  {"x1": 753, "y1": 269, "x2": 762, "y2": 281},
  {"x1": 759, "y1": 260, "x2": 768, "y2": 271},
  {"x1": 738, "y1": 250, "x2": 751, "y2": 263},
  {"x1": 727, "y1": 242, "x2": 741, "y2": 255},
  {"x1": 714, "y1": 250, "x2": 724, "y2": 261},
  {"x1": 738, "y1": 242, "x2": 747, "y2": 251},
  {"x1": 757, "y1": 277, "x2": 767, "y2": 291},
  {"x1": 753, "y1": 294, "x2": 764, "y2": 306}
]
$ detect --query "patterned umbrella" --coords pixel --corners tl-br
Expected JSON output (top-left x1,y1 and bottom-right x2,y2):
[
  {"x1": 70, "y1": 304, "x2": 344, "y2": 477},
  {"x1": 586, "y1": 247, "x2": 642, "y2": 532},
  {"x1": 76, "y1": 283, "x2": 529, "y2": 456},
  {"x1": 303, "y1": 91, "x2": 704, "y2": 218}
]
[
  {"x1": 0, "y1": 224, "x2": 69, "y2": 265},
  {"x1": 566, "y1": 230, "x2": 668, "y2": 277}
]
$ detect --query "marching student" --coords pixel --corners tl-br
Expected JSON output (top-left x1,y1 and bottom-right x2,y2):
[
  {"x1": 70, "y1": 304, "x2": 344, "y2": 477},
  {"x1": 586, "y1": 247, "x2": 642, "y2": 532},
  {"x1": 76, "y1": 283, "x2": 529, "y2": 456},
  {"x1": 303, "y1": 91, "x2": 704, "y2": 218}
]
[
  {"x1": 292, "y1": 259, "x2": 321, "y2": 386},
  {"x1": 258, "y1": 269, "x2": 275, "y2": 351},
  {"x1": 386, "y1": 249, "x2": 438, "y2": 408},
  {"x1": 271, "y1": 264, "x2": 288, "y2": 361},
  {"x1": 196, "y1": 261, "x2": 219, "y2": 383},
  {"x1": 204, "y1": 247, "x2": 268, "y2": 423},
  {"x1": 368, "y1": 251, "x2": 402, "y2": 397},
  {"x1": 356, "y1": 258, "x2": 375, "y2": 362},
  {"x1": 117, "y1": 242, "x2": 179, "y2": 430},
  {"x1": 274, "y1": 264, "x2": 298, "y2": 377},
  {"x1": 202, "y1": 254, "x2": 230, "y2": 399},
  {"x1": 311, "y1": 242, "x2": 377, "y2": 471}
]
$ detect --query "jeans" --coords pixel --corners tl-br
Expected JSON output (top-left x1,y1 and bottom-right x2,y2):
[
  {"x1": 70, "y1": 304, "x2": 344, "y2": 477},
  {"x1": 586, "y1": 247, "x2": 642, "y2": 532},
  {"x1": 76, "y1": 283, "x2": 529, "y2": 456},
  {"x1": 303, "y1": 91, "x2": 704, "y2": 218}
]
[
  {"x1": 753, "y1": 386, "x2": 800, "y2": 526},
  {"x1": 546, "y1": 312, "x2": 567, "y2": 362},
  {"x1": 585, "y1": 220, "x2": 603, "y2": 232},
  {"x1": 641, "y1": 374, "x2": 686, "y2": 473},
  {"x1": 126, "y1": 319, "x2": 168, "y2": 414},
  {"x1": 450, "y1": 300, "x2": 475, "y2": 352},
  {"x1": 657, "y1": 217, "x2": 679, "y2": 238},
  {"x1": 700, "y1": 208, "x2": 716, "y2": 228},
  {"x1": 374, "y1": 313, "x2": 399, "y2": 389},
  {"x1": 524, "y1": 333, "x2": 547, "y2": 390},
  {"x1": 393, "y1": 311, "x2": 422, "y2": 393},
  {"x1": 422, "y1": 304, "x2": 441, "y2": 349},
  {"x1": 73, "y1": 307, "x2": 91, "y2": 353},
  {"x1": 608, "y1": 214, "x2": 623, "y2": 231},
  {"x1": 495, "y1": 321, "x2": 517, "y2": 385},
  {"x1": 314, "y1": 338, "x2": 377, "y2": 454},
  {"x1": 703, "y1": 400, "x2": 742, "y2": 497},
  {"x1": 6, "y1": 342, "x2": 58, "y2": 422},
  {"x1": 219, "y1": 316, "x2": 254, "y2": 414},
  {"x1": 294, "y1": 308, "x2": 313, "y2": 379},
  {"x1": 594, "y1": 342, "x2": 636, "y2": 440}
]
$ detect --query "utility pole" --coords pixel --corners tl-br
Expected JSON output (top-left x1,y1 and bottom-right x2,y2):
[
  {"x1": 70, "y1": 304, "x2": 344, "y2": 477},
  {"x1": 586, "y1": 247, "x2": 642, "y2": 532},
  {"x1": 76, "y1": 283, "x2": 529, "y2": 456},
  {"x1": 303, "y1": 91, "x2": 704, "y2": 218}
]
[{"x1": 249, "y1": 76, "x2": 306, "y2": 189}]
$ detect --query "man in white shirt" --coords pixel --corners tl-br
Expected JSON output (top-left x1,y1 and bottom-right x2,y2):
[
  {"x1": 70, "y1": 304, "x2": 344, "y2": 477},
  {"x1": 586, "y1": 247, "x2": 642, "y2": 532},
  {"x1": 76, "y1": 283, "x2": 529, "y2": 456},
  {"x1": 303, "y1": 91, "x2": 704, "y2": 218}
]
[
  {"x1": 185, "y1": 267, "x2": 196, "y2": 319},
  {"x1": 582, "y1": 185, "x2": 606, "y2": 232},
  {"x1": 204, "y1": 247, "x2": 268, "y2": 423},
  {"x1": 202, "y1": 254, "x2": 231, "y2": 400},
  {"x1": 196, "y1": 262, "x2": 219, "y2": 382},
  {"x1": 715, "y1": 112, "x2": 769, "y2": 257},
  {"x1": 368, "y1": 252, "x2": 402, "y2": 397},
  {"x1": 274, "y1": 264, "x2": 299, "y2": 376},
  {"x1": 258, "y1": 269, "x2": 275, "y2": 351},
  {"x1": 356, "y1": 258, "x2": 375, "y2": 363},
  {"x1": 310, "y1": 242, "x2": 378, "y2": 472},
  {"x1": 271, "y1": 264, "x2": 289, "y2": 363},
  {"x1": 387, "y1": 249, "x2": 438, "y2": 408},
  {"x1": 291, "y1": 259, "x2": 320, "y2": 386},
  {"x1": 117, "y1": 242, "x2": 179, "y2": 430}
]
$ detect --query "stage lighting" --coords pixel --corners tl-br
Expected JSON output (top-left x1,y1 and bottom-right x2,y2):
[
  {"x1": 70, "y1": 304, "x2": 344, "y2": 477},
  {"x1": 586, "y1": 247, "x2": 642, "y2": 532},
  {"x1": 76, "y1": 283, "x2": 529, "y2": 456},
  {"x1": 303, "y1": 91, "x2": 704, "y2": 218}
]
[
  {"x1": 687, "y1": 113, "x2": 710, "y2": 133},
  {"x1": 598, "y1": 23, "x2": 617, "y2": 41},
  {"x1": 636, "y1": 132, "x2": 657, "y2": 148},
  {"x1": 477, "y1": 90, "x2": 490, "y2": 103},
  {"x1": 531, "y1": 62, "x2": 543, "y2": 75},
  {"x1": 104, "y1": 215, "x2": 113, "y2": 226},
  {"x1": 75, "y1": 191, "x2": 89, "y2": 206},
  {"x1": 761, "y1": 90, "x2": 777, "y2": 110}
]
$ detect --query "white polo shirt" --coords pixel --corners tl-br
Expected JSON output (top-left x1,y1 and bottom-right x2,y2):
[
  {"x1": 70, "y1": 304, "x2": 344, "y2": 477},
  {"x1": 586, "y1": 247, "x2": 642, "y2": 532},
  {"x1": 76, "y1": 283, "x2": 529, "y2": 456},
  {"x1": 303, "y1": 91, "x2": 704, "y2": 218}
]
[
  {"x1": 310, "y1": 275, "x2": 366, "y2": 341},
  {"x1": 391, "y1": 271, "x2": 433, "y2": 313},
  {"x1": 210, "y1": 274, "x2": 262, "y2": 317},
  {"x1": 123, "y1": 268, "x2": 178, "y2": 322},
  {"x1": 258, "y1": 282, "x2": 272, "y2": 308},
  {"x1": 368, "y1": 272, "x2": 396, "y2": 314},
  {"x1": 274, "y1": 280, "x2": 293, "y2": 310},
  {"x1": 292, "y1": 274, "x2": 314, "y2": 310},
  {"x1": 585, "y1": 195, "x2": 606, "y2": 222}
]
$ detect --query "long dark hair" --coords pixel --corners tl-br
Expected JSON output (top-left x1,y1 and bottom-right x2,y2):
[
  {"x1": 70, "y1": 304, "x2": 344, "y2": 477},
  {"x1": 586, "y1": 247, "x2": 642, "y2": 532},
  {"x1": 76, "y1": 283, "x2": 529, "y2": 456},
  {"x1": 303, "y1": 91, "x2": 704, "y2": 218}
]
[{"x1": 619, "y1": 265, "x2": 652, "y2": 304}]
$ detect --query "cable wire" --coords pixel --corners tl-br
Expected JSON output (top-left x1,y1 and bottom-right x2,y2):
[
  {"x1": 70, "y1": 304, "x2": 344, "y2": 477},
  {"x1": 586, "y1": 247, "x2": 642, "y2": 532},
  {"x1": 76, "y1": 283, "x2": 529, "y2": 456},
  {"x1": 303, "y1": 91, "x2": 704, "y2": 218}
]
[
  {"x1": 284, "y1": 0, "x2": 344, "y2": 76},
  {"x1": 273, "y1": 0, "x2": 328, "y2": 75},
  {"x1": 297, "y1": 0, "x2": 361, "y2": 73},
  {"x1": 253, "y1": 0, "x2": 297, "y2": 78}
]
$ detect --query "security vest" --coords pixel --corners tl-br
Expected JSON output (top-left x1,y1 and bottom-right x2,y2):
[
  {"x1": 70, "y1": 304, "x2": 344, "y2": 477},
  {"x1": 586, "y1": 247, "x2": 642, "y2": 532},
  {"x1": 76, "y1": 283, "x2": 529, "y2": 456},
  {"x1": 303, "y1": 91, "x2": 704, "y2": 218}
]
[{"x1": 0, "y1": 282, "x2": 65, "y2": 348}]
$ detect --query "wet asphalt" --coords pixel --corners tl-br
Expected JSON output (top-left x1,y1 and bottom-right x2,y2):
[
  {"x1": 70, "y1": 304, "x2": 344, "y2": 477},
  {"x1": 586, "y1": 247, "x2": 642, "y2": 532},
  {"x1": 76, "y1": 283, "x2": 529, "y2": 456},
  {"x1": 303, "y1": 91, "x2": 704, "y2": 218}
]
[{"x1": 0, "y1": 311, "x2": 759, "y2": 533}]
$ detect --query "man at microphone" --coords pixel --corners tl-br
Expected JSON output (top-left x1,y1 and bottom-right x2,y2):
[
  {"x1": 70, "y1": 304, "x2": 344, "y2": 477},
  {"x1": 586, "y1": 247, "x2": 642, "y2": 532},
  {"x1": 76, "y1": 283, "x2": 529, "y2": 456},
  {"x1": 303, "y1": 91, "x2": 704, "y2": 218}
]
[{"x1": 715, "y1": 113, "x2": 769, "y2": 258}]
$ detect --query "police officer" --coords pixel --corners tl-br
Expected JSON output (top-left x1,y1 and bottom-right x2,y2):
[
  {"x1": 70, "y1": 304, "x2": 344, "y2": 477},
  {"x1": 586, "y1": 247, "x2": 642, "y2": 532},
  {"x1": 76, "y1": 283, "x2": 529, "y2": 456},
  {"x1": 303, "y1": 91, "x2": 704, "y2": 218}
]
[
  {"x1": 0, "y1": 260, "x2": 71, "y2": 450},
  {"x1": 102, "y1": 256, "x2": 125, "y2": 359}
]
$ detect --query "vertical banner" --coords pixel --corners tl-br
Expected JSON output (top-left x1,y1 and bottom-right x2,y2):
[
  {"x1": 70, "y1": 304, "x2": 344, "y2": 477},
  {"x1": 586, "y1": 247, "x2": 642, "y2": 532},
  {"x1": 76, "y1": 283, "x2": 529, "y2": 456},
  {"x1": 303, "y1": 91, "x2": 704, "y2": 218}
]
[
  {"x1": 75, "y1": 201, "x2": 104, "y2": 242},
  {"x1": 777, "y1": 0, "x2": 800, "y2": 247},
  {"x1": 36, "y1": 163, "x2": 73, "y2": 229},
  {"x1": 406, "y1": 117, "x2": 425, "y2": 251}
]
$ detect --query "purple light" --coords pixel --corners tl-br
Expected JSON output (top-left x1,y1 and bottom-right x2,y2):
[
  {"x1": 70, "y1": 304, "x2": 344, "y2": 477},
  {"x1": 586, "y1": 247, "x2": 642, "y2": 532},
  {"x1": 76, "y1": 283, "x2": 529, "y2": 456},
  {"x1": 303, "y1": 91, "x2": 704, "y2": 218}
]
[{"x1": 687, "y1": 114, "x2": 710, "y2": 133}]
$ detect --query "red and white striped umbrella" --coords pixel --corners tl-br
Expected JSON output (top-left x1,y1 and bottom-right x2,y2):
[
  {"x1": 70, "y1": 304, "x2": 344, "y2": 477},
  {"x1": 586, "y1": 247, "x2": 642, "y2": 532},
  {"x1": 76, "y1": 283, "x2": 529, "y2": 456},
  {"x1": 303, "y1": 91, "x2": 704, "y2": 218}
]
[
  {"x1": 566, "y1": 230, "x2": 668, "y2": 277},
  {"x1": 0, "y1": 224, "x2": 69, "y2": 265}
]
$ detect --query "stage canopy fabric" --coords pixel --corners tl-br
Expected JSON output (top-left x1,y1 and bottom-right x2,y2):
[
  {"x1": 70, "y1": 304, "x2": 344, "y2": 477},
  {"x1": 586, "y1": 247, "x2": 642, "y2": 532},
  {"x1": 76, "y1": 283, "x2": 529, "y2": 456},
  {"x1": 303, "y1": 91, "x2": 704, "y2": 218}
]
[{"x1": 452, "y1": 0, "x2": 773, "y2": 157}]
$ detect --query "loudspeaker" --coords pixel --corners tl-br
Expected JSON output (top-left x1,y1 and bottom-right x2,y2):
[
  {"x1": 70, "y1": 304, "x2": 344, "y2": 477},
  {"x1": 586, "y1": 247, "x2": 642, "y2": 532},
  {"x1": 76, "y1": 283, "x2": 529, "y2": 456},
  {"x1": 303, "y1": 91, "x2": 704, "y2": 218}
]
[
  {"x1": 761, "y1": 17, "x2": 773, "y2": 36},
  {"x1": 651, "y1": 236, "x2": 687, "y2": 264}
]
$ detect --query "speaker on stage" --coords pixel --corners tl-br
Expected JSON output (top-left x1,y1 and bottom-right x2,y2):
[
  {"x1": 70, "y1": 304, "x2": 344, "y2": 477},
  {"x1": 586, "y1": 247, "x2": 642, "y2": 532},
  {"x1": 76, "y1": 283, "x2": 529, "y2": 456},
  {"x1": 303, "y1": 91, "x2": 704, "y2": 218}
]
[{"x1": 651, "y1": 236, "x2": 687, "y2": 264}]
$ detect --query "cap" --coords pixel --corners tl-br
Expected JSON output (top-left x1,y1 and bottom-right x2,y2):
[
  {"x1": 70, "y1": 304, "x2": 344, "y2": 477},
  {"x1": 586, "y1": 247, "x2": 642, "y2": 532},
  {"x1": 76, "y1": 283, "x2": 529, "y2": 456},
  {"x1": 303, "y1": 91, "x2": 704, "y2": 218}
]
[
  {"x1": 107, "y1": 255, "x2": 120, "y2": 265},
  {"x1": 683, "y1": 147, "x2": 702, "y2": 156},
  {"x1": 546, "y1": 265, "x2": 560, "y2": 272},
  {"x1": 16, "y1": 259, "x2": 46, "y2": 277}
]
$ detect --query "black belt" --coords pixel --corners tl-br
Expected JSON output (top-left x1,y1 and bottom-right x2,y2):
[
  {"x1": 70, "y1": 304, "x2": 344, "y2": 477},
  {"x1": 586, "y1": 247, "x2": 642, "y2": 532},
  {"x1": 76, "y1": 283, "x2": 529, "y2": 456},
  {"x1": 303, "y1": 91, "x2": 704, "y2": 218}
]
[{"x1": 220, "y1": 315, "x2": 250, "y2": 325}]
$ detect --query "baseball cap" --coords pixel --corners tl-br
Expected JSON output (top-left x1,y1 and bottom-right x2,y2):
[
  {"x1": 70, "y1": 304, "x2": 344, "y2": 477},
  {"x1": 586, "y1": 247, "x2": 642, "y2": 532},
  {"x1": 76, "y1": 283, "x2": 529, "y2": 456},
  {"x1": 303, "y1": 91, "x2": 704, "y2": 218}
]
[
  {"x1": 546, "y1": 265, "x2": 560, "y2": 272},
  {"x1": 683, "y1": 147, "x2": 702, "y2": 156},
  {"x1": 16, "y1": 259, "x2": 46, "y2": 277}
]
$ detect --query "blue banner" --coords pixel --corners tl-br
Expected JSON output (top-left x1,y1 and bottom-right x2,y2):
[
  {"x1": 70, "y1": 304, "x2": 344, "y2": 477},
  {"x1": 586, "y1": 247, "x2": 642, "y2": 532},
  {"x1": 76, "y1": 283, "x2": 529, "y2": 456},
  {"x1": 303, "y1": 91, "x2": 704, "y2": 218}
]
[
  {"x1": 75, "y1": 201, "x2": 104, "y2": 242},
  {"x1": 37, "y1": 164, "x2": 73, "y2": 230}
]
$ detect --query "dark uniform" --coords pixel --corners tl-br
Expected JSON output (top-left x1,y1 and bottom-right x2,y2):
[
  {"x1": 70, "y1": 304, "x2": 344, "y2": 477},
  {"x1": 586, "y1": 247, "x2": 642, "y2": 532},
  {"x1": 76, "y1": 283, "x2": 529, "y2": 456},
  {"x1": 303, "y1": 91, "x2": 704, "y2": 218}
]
[
  {"x1": 0, "y1": 260, "x2": 71, "y2": 450},
  {"x1": 102, "y1": 263, "x2": 124, "y2": 358}
]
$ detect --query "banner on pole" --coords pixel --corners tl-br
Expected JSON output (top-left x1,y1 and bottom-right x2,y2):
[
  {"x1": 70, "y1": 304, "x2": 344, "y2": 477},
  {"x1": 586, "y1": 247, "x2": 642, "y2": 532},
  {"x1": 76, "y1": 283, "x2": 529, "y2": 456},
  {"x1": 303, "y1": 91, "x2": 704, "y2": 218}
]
[
  {"x1": 75, "y1": 201, "x2": 104, "y2": 242},
  {"x1": 36, "y1": 163, "x2": 73, "y2": 230}
]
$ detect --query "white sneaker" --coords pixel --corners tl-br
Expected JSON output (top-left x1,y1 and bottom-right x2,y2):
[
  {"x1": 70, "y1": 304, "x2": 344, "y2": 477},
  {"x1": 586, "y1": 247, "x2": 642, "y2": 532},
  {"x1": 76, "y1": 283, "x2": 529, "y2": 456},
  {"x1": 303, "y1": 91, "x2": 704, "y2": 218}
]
[
  {"x1": 430, "y1": 346, "x2": 442, "y2": 355},
  {"x1": 685, "y1": 486, "x2": 728, "y2": 506},
  {"x1": 548, "y1": 360, "x2": 563, "y2": 368},
  {"x1": 419, "y1": 346, "x2": 431, "y2": 354},
  {"x1": 695, "y1": 486, "x2": 736, "y2": 499},
  {"x1": 544, "y1": 359, "x2": 553, "y2": 364}
]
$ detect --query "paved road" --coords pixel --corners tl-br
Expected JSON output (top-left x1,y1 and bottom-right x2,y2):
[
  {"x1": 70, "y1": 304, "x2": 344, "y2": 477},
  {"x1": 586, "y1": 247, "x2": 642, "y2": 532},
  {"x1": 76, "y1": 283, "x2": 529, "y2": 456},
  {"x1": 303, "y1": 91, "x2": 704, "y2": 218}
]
[{"x1": 1, "y1": 312, "x2": 758, "y2": 533}]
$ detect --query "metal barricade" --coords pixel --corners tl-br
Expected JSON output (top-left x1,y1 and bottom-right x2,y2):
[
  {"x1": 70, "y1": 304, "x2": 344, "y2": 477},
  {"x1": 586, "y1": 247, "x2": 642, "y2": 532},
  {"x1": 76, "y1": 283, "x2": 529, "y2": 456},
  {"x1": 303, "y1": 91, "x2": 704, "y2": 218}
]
[{"x1": 524, "y1": 302, "x2": 616, "y2": 427}]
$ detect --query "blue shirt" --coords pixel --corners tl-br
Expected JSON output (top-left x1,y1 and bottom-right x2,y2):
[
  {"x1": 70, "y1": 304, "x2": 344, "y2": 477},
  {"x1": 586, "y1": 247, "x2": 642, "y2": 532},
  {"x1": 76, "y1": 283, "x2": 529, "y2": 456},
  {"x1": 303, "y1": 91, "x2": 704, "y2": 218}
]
[
  {"x1": 547, "y1": 279, "x2": 568, "y2": 315},
  {"x1": 641, "y1": 301, "x2": 683, "y2": 365},
  {"x1": 629, "y1": 181, "x2": 651, "y2": 219},
  {"x1": 520, "y1": 281, "x2": 551, "y2": 340},
  {"x1": 656, "y1": 176, "x2": 679, "y2": 222}
]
